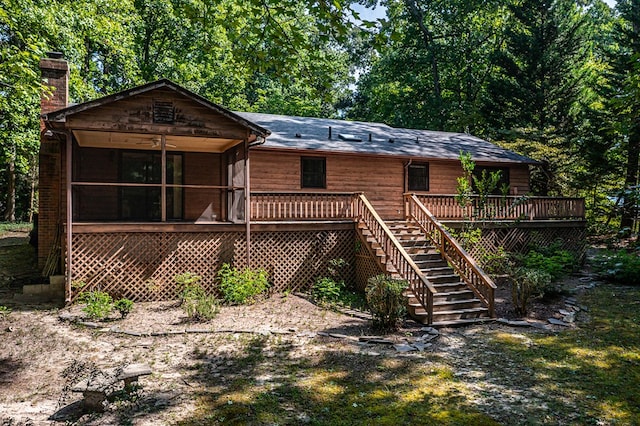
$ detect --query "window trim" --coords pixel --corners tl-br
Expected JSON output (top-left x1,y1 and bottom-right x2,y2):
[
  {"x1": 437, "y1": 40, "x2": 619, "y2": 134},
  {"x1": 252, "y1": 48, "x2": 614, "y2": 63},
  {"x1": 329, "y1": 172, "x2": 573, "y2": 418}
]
[
  {"x1": 301, "y1": 156, "x2": 327, "y2": 189},
  {"x1": 407, "y1": 162, "x2": 429, "y2": 192}
]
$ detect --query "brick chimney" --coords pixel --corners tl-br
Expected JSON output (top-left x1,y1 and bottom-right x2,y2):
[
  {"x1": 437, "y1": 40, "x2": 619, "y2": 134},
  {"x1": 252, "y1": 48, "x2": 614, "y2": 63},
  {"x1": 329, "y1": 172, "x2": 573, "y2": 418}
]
[
  {"x1": 38, "y1": 52, "x2": 69, "y2": 272},
  {"x1": 40, "y1": 51, "x2": 69, "y2": 115}
]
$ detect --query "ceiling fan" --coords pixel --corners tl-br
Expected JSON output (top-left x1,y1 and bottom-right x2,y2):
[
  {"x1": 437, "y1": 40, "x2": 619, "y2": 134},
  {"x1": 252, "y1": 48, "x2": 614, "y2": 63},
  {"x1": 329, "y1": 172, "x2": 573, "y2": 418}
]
[{"x1": 136, "y1": 136, "x2": 177, "y2": 148}]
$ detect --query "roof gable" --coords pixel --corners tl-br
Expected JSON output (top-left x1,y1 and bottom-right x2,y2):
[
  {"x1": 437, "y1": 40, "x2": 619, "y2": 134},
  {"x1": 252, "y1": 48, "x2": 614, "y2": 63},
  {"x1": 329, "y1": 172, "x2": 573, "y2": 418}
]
[{"x1": 43, "y1": 79, "x2": 270, "y2": 138}]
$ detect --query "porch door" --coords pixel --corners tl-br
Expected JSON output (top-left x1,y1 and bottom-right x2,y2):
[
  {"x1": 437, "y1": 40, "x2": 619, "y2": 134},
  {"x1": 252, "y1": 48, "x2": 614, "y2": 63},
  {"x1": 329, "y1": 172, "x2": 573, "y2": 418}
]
[{"x1": 227, "y1": 144, "x2": 245, "y2": 222}]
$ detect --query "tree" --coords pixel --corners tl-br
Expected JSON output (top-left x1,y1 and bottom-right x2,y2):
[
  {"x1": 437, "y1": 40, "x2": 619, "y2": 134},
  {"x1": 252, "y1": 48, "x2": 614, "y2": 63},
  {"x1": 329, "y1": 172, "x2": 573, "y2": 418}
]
[
  {"x1": 481, "y1": 0, "x2": 590, "y2": 195},
  {"x1": 606, "y1": 0, "x2": 640, "y2": 229},
  {"x1": 348, "y1": 0, "x2": 510, "y2": 132}
]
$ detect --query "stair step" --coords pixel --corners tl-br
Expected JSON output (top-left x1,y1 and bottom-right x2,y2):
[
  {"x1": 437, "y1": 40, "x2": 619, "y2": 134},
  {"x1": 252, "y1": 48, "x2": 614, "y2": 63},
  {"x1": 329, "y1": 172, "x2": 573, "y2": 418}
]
[
  {"x1": 428, "y1": 274, "x2": 461, "y2": 284},
  {"x1": 432, "y1": 282, "x2": 468, "y2": 292},
  {"x1": 421, "y1": 266, "x2": 454, "y2": 276},
  {"x1": 432, "y1": 299, "x2": 482, "y2": 312},
  {"x1": 432, "y1": 289, "x2": 475, "y2": 300}
]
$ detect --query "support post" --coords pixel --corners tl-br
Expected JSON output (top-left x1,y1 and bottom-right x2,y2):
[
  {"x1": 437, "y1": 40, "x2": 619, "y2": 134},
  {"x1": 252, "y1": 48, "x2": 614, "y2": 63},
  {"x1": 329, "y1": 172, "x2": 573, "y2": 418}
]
[
  {"x1": 161, "y1": 134, "x2": 167, "y2": 222},
  {"x1": 65, "y1": 131, "x2": 72, "y2": 303},
  {"x1": 245, "y1": 140, "x2": 251, "y2": 267}
]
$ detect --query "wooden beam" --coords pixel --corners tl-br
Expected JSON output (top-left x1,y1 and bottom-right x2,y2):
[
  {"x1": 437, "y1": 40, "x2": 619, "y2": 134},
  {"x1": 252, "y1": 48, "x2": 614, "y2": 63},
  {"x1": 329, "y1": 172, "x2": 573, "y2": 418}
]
[
  {"x1": 161, "y1": 134, "x2": 167, "y2": 222},
  {"x1": 245, "y1": 139, "x2": 251, "y2": 267},
  {"x1": 65, "y1": 131, "x2": 73, "y2": 303}
]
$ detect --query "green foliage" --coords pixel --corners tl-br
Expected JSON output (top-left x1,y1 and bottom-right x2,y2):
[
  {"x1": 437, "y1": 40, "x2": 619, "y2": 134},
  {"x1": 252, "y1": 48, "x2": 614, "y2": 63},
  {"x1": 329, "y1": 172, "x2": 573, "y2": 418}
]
[
  {"x1": 365, "y1": 275, "x2": 408, "y2": 331},
  {"x1": 182, "y1": 284, "x2": 219, "y2": 321},
  {"x1": 593, "y1": 250, "x2": 640, "y2": 285},
  {"x1": 510, "y1": 267, "x2": 553, "y2": 316},
  {"x1": 0, "y1": 305, "x2": 11, "y2": 319},
  {"x1": 175, "y1": 272, "x2": 219, "y2": 321},
  {"x1": 113, "y1": 298, "x2": 134, "y2": 319},
  {"x1": 78, "y1": 291, "x2": 113, "y2": 320},
  {"x1": 217, "y1": 263, "x2": 269, "y2": 305},
  {"x1": 311, "y1": 277, "x2": 344, "y2": 305},
  {"x1": 480, "y1": 246, "x2": 513, "y2": 277},
  {"x1": 520, "y1": 248, "x2": 576, "y2": 281}
]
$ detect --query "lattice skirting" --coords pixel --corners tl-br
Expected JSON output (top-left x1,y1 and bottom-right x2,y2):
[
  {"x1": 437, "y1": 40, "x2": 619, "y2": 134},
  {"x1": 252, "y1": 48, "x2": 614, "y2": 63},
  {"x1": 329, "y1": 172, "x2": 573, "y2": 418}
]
[
  {"x1": 354, "y1": 253, "x2": 384, "y2": 292},
  {"x1": 464, "y1": 224, "x2": 588, "y2": 262},
  {"x1": 71, "y1": 229, "x2": 355, "y2": 301}
]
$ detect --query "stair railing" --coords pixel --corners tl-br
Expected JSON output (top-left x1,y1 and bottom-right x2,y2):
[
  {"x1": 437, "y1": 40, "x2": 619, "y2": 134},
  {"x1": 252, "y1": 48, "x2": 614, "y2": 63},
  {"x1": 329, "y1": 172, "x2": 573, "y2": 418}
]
[
  {"x1": 405, "y1": 194, "x2": 496, "y2": 317},
  {"x1": 355, "y1": 193, "x2": 435, "y2": 323}
]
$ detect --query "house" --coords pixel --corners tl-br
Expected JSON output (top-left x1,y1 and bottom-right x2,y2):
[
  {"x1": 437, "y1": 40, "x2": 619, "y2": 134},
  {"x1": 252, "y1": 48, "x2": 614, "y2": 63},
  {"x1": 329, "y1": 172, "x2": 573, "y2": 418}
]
[{"x1": 37, "y1": 53, "x2": 586, "y2": 325}]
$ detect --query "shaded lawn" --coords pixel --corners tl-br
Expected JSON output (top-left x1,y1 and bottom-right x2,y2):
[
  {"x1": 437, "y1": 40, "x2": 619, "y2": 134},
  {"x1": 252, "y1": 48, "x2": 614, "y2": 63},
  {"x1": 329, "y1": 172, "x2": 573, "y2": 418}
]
[
  {"x1": 175, "y1": 284, "x2": 640, "y2": 425},
  {"x1": 177, "y1": 336, "x2": 498, "y2": 426},
  {"x1": 487, "y1": 285, "x2": 640, "y2": 424}
]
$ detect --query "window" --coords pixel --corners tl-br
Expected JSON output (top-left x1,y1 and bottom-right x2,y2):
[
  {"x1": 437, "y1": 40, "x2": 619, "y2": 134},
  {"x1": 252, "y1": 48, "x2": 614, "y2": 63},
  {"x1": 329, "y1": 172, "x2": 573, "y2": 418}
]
[
  {"x1": 301, "y1": 157, "x2": 326, "y2": 188},
  {"x1": 407, "y1": 163, "x2": 429, "y2": 191},
  {"x1": 472, "y1": 166, "x2": 510, "y2": 195}
]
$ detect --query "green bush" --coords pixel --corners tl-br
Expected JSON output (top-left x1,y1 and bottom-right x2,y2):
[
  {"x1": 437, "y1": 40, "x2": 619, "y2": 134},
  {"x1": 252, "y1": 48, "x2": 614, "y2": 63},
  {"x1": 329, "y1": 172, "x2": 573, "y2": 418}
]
[
  {"x1": 175, "y1": 273, "x2": 219, "y2": 321},
  {"x1": 510, "y1": 267, "x2": 552, "y2": 316},
  {"x1": 521, "y1": 250, "x2": 575, "y2": 281},
  {"x1": 311, "y1": 277, "x2": 344, "y2": 305},
  {"x1": 480, "y1": 246, "x2": 513, "y2": 276},
  {"x1": 365, "y1": 275, "x2": 408, "y2": 331},
  {"x1": 593, "y1": 250, "x2": 640, "y2": 285},
  {"x1": 78, "y1": 291, "x2": 113, "y2": 320},
  {"x1": 0, "y1": 305, "x2": 11, "y2": 319},
  {"x1": 113, "y1": 298, "x2": 134, "y2": 319},
  {"x1": 217, "y1": 263, "x2": 269, "y2": 305}
]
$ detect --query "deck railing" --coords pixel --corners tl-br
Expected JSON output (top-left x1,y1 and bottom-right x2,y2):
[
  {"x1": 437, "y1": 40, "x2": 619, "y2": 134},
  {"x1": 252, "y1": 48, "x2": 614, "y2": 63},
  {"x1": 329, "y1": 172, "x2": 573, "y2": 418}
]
[
  {"x1": 405, "y1": 194, "x2": 496, "y2": 317},
  {"x1": 250, "y1": 192, "x2": 356, "y2": 221},
  {"x1": 416, "y1": 194, "x2": 585, "y2": 221},
  {"x1": 355, "y1": 194, "x2": 435, "y2": 322}
]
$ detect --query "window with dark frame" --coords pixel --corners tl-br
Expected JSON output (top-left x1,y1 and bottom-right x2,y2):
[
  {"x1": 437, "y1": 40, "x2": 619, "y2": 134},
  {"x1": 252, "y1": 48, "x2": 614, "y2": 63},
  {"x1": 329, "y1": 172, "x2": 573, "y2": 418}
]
[
  {"x1": 407, "y1": 163, "x2": 429, "y2": 191},
  {"x1": 301, "y1": 157, "x2": 326, "y2": 189}
]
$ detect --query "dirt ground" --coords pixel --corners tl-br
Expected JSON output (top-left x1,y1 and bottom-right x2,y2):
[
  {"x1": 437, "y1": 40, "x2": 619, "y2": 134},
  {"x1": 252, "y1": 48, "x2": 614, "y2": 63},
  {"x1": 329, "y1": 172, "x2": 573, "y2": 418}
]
[{"x1": 0, "y1": 232, "x2": 588, "y2": 425}]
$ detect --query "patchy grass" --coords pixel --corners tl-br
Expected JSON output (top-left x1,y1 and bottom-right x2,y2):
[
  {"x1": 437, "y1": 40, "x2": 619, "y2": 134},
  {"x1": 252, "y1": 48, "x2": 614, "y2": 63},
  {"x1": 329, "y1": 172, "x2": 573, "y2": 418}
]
[
  {"x1": 0, "y1": 222, "x2": 32, "y2": 235},
  {"x1": 482, "y1": 284, "x2": 640, "y2": 424},
  {"x1": 177, "y1": 338, "x2": 498, "y2": 425},
  {"x1": 174, "y1": 284, "x2": 640, "y2": 425}
]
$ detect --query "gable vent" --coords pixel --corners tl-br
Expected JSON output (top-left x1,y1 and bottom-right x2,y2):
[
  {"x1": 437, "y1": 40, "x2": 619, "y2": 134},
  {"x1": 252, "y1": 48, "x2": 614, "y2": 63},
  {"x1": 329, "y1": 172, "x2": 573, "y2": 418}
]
[{"x1": 153, "y1": 101, "x2": 175, "y2": 124}]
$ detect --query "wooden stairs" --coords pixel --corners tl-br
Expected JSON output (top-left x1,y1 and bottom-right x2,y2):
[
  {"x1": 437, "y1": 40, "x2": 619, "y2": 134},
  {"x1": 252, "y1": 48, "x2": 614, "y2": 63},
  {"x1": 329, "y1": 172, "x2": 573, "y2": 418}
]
[{"x1": 359, "y1": 219, "x2": 492, "y2": 326}]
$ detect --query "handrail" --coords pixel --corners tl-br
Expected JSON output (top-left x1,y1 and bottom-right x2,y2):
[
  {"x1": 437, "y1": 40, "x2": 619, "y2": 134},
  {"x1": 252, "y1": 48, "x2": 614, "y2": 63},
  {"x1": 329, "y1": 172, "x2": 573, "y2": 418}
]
[
  {"x1": 416, "y1": 194, "x2": 585, "y2": 221},
  {"x1": 355, "y1": 193, "x2": 435, "y2": 323},
  {"x1": 405, "y1": 194, "x2": 496, "y2": 317},
  {"x1": 250, "y1": 192, "x2": 356, "y2": 221}
]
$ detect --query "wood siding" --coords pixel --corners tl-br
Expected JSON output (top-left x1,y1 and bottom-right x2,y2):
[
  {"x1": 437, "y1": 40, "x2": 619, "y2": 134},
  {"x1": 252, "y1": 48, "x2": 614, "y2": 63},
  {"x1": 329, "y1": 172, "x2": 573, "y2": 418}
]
[
  {"x1": 64, "y1": 88, "x2": 249, "y2": 140},
  {"x1": 250, "y1": 150, "x2": 531, "y2": 219}
]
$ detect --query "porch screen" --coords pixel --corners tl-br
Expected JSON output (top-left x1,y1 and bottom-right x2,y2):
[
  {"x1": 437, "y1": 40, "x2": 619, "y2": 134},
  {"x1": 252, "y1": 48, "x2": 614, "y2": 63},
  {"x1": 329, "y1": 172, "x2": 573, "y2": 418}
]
[{"x1": 73, "y1": 148, "x2": 183, "y2": 221}]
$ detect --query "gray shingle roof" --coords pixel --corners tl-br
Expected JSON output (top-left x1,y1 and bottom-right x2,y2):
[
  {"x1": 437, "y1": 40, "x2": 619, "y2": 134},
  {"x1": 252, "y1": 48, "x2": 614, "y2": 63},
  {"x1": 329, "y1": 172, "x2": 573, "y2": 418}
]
[{"x1": 238, "y1": 112, "x2": 535, "y2": 164}]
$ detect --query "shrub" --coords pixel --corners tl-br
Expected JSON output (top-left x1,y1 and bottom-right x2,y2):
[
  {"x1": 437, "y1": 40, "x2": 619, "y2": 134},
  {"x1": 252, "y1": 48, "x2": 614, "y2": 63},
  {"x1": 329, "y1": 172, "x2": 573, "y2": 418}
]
[
  {"x1": 182, "y1": 285, "x2": 219, "y2": 321},
  {"x1": 480, "y1": 246, "x2": 513, "y2": 276},
  {"x1": 78, "y1": 291, "x2": 113, "y2": 320},
  {"x1": 593, "y1": 250, "x2": 640, "y2": 285},
  {"x1": 311, "y1": 277, "x2": 344, "y2": 305},
  {"x1": 175, "y1": 273, "x2": 219, "y2": 321},
  {"x1": 365, "y1": 275, "x2": 408, "y2": 331},
  {"x1": 113, "y1": 298, "x2": 134, "y2": 319},
  {"x1": 510, "y1": 267, "x2": 552, "y2": 316},
  {"x1": 0, "y1": 305, "x2": 11, "y2": 319},
  {"x1": 521, "y1": 248, "x2": 575, "y2": 281},
  {"x1": 217, "y1": 263, "x2": 269, "y2": 305}
]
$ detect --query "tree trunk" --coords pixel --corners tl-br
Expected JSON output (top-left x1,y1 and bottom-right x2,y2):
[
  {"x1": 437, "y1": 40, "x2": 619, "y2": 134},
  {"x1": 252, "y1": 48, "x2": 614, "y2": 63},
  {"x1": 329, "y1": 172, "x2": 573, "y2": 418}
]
[
  {"x1": 4, "y1": 154, "x2": 16, "y2": 222},
  {"x1": 621, "y1": 123, "x2": 640, "y2": 230}
]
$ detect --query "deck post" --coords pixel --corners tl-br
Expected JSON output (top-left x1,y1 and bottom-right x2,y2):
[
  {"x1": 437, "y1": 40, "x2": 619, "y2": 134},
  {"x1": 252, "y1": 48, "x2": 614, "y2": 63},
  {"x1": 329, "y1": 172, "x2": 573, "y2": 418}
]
[
  {"x1": 161, "y1": 134, "x2": 166, "y2": 222},
  {"x1": 245, "y1": 139, "x2": 251, "y2": 267},
  {"x1": 65, "y1": 131, "x2": 72, "y2": 303}
]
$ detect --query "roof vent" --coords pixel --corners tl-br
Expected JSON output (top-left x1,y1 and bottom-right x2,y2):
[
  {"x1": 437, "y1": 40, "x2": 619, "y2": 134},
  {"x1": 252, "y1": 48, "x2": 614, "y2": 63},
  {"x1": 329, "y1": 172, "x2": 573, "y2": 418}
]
[
  {"x1": 338, "y1": 134, "x2": 362, "y2": 142},
  {"x1": 153, "y1": 101, "x2": 175, "y2": 124}
]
